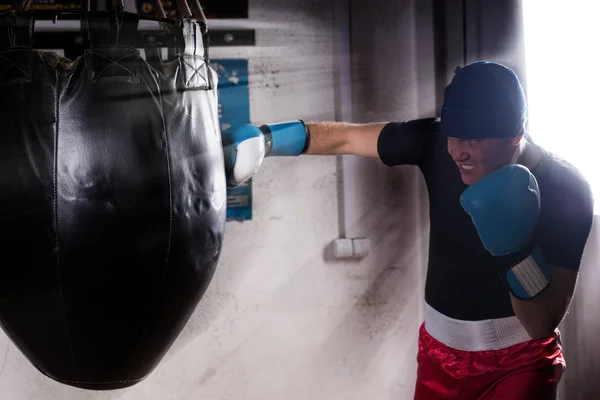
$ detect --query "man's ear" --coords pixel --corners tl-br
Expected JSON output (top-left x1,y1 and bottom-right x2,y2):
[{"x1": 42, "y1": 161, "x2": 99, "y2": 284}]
[{"x1": 511, "y1": 134, "x2": 524, "y2": 147}]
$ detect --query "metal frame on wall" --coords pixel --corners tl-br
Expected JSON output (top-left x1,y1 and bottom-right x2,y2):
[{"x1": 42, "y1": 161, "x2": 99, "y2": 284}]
[
  {"x1": 0, "y1": 0, "x2": 95, "y2": 11},
  {"x1": 0, "y1": 0, "x2": 254, "y2": 51},
  {"x1": 136, "y1": 0, "x2": 248, "y2": 19},
  {"x1": 21, "y1": 28, "x2": 254, "y2": 60}
]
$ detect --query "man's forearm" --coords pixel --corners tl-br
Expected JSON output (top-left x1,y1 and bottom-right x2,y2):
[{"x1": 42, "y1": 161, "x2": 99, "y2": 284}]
[
  {"x1": 511, "y1": 266, "x2": 578, "y2": 339},
  {"x1": 304, "y1": 122, "x2": 352, "y2": 155},
  {"x1": 304, "y1": 121, "x2": 387, "y2": 157}
]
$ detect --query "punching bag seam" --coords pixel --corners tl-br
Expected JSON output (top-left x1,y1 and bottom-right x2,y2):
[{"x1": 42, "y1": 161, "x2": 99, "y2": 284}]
[
  {"x1": 123, "y1": 66, "x2": 174, "y2": 381},
  {"x1": 161, "y1": 88, "x2": 174, "y2": 287},
  {"x1": 52, "y1": 60, "x2": 77, "y2": 371},
  {"x1": 155, "y1": 69, "x2": 174, "y2": 315},
  {"x1": 192, "y1": 21, "x2": 197, "y2": 57}
]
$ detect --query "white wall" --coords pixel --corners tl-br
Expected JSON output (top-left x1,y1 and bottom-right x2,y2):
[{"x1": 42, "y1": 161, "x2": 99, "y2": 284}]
[
  {"x1": 0, "y1": 0, "x2": 434, "y2": 399},
  {"x1": 559, "y1": 217, "x2": 600, "y2": 399}
]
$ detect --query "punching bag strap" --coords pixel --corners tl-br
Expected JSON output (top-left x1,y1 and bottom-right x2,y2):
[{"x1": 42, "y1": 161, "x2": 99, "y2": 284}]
[
  {"x1": 111, "y1": 9, "x2": 140, "y2": 47},
  {"x1": 0, "y1": 8, "x2": 34, "y2": 87},
  {"x1": 187, "y1": 0, "x2": 210, "y2": 65},
  {"x1": 12, "y1": 0, "x2": 30, "y2": 12},
  {"x1": 2, "y1": 0, "x2": 35, "y2": 49},
  {"x1": 165, "y1": 0, "x2": 211, "y2": 90},
  {"x1": 86, "y1": 10, "x2": 112, "y2": 47},
  {"x1": 187, "y1": 0, "x2": 208, "y2": 28},
  {"x1": 173, "y1": 0, "x2": 193, "y2": 19},
  {"x1": 84, "y1": 7, "x2": 141, "y2": 84},
  {"x1": 13, "y1": 12, "x2": 34, "y2": 47},
  {"x1": 178, "y1": 19, "x2": 210, "y2": 90},
  {"x1": 144, "y1": 0, "x2": 168, "y2": 65},
  {"x1": 86, "y1": 6, "x2": 139, "y2": 48}
]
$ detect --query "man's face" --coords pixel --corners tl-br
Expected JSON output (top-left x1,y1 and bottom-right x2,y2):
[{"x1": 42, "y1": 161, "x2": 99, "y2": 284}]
[{"x1": 447, "y1": 136, "x2": 521, "y2": 185}]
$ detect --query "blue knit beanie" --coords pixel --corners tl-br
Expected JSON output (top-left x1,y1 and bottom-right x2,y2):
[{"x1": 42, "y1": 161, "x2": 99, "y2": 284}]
[{"x1": 440, "y1": 61, "x2": 527, "y2": 139}]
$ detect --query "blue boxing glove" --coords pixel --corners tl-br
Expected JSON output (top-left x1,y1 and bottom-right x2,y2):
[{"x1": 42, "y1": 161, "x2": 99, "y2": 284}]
[
  {"x1": 221, "y1": 120, "x2": 308, "y2": 187},
  {"x1": 460, "y1": 164, "x2": 552, "y2": 300}
]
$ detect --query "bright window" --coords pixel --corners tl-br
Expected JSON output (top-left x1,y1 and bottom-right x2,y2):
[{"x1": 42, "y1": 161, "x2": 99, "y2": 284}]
[{"x1": 522, "y1": 0, "x2": 600, "y2": 213}]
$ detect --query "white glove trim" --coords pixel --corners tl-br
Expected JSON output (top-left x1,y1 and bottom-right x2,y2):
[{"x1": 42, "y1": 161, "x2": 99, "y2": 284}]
[{"x1": 232, "y1": 137, "x2": 266, "y2": 185}]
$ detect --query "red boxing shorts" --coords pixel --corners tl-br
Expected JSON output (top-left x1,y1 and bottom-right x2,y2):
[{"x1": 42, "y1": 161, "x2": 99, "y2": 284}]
[{"x1": 414, "y1": 304, "x2": 565, "y2": 400}]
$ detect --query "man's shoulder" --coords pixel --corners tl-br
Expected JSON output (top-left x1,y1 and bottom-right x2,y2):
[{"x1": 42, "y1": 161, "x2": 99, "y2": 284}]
[
  {"x1": 535, "y1": 149, "x2": 594, "y2": 270},
  {"x1": 537, "y1": 149, "x2": 592, "y2": 202},
  {"x1": 536, "y1": 149, "x2": 594, "y2": 226},
  {"x1": 378, "y1": 117, "x2": 444, "y2": 167},
  {"x1": 385, "y1": 117, "x2": 441, "y2": 135}
]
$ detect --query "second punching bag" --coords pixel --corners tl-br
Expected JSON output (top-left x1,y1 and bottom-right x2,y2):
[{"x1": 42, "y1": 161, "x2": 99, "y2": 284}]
[{"x1": 0, "y1": 2, "x2": 225, "y2": 390}]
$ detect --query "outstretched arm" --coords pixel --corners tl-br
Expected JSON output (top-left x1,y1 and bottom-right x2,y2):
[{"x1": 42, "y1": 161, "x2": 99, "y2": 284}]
[
  {"x1": 303, "y1": 121, "x2": 388, "y2": 157},
  {"x1": 222, "y1": 117, "x2": 437, "y2": 186},
  {"x1": 222, "y1": 119, "x2": 388, "y2": 187}
]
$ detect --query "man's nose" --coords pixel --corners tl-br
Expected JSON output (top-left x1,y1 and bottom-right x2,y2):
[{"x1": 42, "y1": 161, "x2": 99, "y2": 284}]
[{"x1": 448, "y1": 142, "x2": 469, "y2": 161}]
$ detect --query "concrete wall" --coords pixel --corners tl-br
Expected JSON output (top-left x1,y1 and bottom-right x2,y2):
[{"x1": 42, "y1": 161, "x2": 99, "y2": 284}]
[{"x1": 0, "y1": 0, "x2": 433, "y2": 399}]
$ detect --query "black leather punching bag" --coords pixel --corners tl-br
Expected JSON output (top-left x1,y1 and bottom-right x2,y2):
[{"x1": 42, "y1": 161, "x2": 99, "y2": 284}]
[{"x1": 0, "y1": 0, "x2": 225, "y2": 390}]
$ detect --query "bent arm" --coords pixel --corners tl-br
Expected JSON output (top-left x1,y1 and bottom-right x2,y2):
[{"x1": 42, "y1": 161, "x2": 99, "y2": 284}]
[
  {"x1": 304, "y1": 121, "x2": 388, "y2": 157},
  {"x1": 510, "y1": 178, "x2": 593, "y2": 339},
  {"x1": 511, "y1": 265, "x2": 578, "y2": 339}
]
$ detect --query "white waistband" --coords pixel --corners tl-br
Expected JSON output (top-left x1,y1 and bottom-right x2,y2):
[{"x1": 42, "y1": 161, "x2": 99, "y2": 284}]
[{"x1": 424, "y1": 303, "x2": 532, "y2": 351}]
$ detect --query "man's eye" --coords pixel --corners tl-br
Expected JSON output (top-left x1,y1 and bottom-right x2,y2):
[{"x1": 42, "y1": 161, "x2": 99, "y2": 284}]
[{"x1": 466, "y1": 139, "x2": 479, "y2": 145}]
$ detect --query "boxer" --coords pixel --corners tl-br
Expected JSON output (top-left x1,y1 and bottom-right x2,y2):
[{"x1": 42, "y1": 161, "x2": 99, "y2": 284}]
[{"x1": 224, "y1": 61, "x2": 594, "y2": 399}]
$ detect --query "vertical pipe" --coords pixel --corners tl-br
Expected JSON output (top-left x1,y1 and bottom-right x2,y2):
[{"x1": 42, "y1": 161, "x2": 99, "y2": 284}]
[{"x1": 332, "y1": 0, "x2": 354, "y2": 239}]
